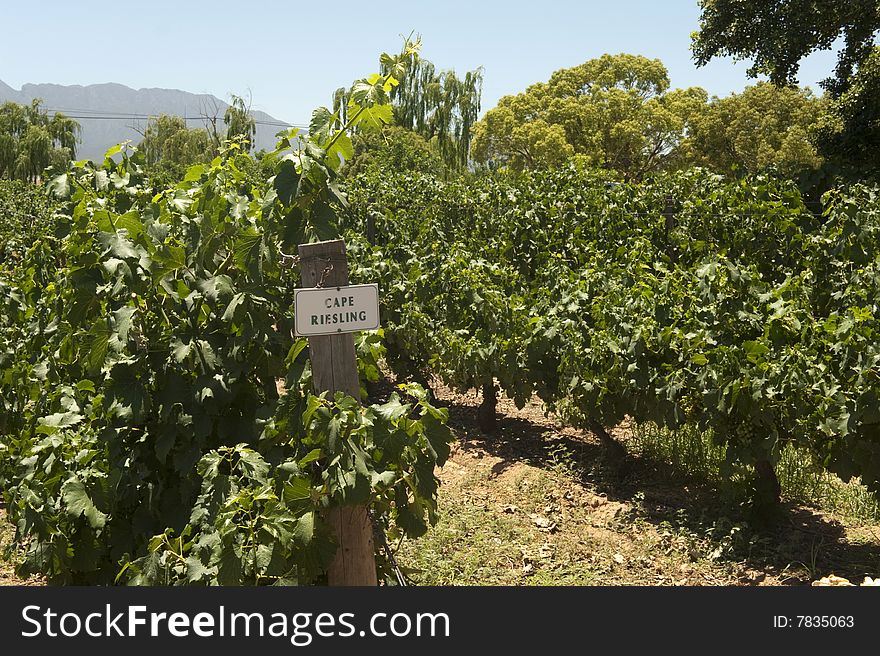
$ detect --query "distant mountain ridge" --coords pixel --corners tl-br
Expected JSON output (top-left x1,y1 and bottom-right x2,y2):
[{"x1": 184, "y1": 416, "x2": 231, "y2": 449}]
[{"x1": 0, "y1": 80, "x2": 291, "y2": 161}]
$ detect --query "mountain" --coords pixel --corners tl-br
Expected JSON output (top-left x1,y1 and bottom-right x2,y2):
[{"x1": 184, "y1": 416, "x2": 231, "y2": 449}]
[{"x1": 0, "y1": 80, "x2": 292, "y2": 161}]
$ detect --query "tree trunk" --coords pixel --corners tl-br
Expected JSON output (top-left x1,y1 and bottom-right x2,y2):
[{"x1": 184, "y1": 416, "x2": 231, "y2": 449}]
[
  {"x1": 366, "y1": 212, "x2": 376, "y2": 245},
  {"x1": 587, "y1": 418, "x2": 627, "y2": 463},
  {"x1": 754, "y1": 458, "x2": 781, "y2": 505},
  {"x1": 477, "y1": 380, "x2": 498, "y2": 433}
]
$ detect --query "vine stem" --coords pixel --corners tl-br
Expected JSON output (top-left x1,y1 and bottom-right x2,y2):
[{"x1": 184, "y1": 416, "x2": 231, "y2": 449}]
[{"x1": 323, "y1": 70, "x2": 397, "y2": 155}]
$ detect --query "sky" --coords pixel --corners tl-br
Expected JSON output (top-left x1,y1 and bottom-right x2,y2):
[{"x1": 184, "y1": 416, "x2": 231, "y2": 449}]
[{"x1": 0, "y1": 0, "x2": 842, "y2": 126}]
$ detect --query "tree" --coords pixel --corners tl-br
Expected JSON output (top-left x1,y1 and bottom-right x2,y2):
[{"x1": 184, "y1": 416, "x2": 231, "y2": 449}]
[
  {"x1": 691, "y1": 0, "x2": 880, "y2": 176},
  {"x1": 470, "y1": 92, "x2": 574, "y2": 170},
  {"x1": 682, "y1": 82, "x2": 825, "y2": 178},
  {"x1": 814, "y1": 46, "x2": 880, "y2": 179},
  {"x1": 224, "y1": 94, "x2": 256, "y2": 152},
  {"x1": 343, "y1": 125, "x2": 443, "y2": 178},
  {"x1": 691, "y1": 0, "x2": 879, "y2": 94},
  {"x1": 333, "y1": 36, "x2": 483, "y2": 171},
  {"x1": 0, "y1": 99, "x2": 80, "y2": 182},
  {"x1": 49, "y1": 113, "x2": 79, "y2": 155},
  {"x1": 140, "y1": 114, "x2": 212, "y2": 167},
  {"x1": 16, "y1": 124, "x2": 52, "y2": 181},
  {"x1": 388, "y1": 55, "x2": 482, "y2": 171},
  {"x1": 470, "y1": 54, "x2": 707, "y2": 179}
]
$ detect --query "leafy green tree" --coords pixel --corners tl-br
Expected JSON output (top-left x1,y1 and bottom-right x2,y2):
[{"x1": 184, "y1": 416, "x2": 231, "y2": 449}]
[
  {"x1": 691, "y1": 0, "x2": 879, "y2": 93},
  {"x1": 224, "y1": 94, "x2": 257, "y2": 152},
  {"x1": 333, "y1": 36, "x2": 482, "y2": 171},
  {"x1": 343, "y1": 125, "x2": 443, "y2": 178},
  {"x1": 470, "y1": 54, "x2": 707, "y2": 179},
  {"x1": 140, "y1": 114, "x2": 212, "y2": 165},
  {"x1": 388, "y1": 55, "x2": 482, "y2": 171},
  {"x1": 15, "y1": 125, "x2": 52, "y2": 181},
  {"x1": 471, "y1": 92, "x2": 574, "y2": 170},
  {"x1": 49, "y1": 113, "x2": 79, "y2": 155},
  {"x1": 815, "y1": 46, "x2": 880, "y2": 178},
  {"x1": 139, "y1": 114, "x2": 213, "y2": 188},
  {"x1": 691, "y1": 0, "x2": 880, "y2": 176},
  {"x1": 0, "y1": 99, "x2": 80, "y2": 182},
  {"x1": 682, "y1": 82, "x2": 825, "y2": 177}
]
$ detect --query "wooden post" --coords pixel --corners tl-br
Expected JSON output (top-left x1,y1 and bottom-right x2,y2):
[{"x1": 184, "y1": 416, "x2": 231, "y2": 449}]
[{"x1": 298, "y1": 239, "x2": 378, "y2": 586}]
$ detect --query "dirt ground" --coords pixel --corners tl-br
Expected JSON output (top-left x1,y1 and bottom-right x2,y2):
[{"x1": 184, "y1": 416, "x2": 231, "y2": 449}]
[
  {"x1": 0, "y1": 505, "x2": 43, "y2": 586},
  {"x1": 393, "y1": 379, "x2": 880, "y2": 586}
]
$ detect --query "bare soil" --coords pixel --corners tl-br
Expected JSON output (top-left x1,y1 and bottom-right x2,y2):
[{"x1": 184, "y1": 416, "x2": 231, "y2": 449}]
[
  {"x1": 392, "y1": 378, "x2": 880, "y2": 586},
  {"x1": 0, "y1": 506, "x2": 43, "y2": 586}
]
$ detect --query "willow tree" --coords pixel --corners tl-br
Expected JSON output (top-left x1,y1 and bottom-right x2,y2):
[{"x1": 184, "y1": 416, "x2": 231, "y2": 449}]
[
  {"x1": 388, "y1": 56, "x2": 482, "y2": 170},
  {"x1": 140, "y1": 114, "x2": 212, "y2": 167},
  {"x1": 333, "y1": 38, "x2": 482, "y2": 171},
  {"x1": 0, "y1": 99, "x2": 80, "y2": 182},
  {"x1": 224, "y1": 94, "x2": 257, "y2": 152},
  {"x1": 16, "y1": 125, "x2": 52, "y2": 181},
  {"x1": 49, "y1": 113, "x2": 79, "y2": 156}
]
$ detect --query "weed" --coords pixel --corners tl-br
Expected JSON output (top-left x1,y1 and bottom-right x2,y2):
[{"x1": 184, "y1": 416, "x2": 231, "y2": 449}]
[{"x1": 630, "y1": 422, "x2": 880, "y2": 525}]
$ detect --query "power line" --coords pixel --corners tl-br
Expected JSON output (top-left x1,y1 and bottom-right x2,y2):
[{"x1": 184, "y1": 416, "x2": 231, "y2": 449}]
[{"x1": 41, "y1": 107, "x2": 307, "y2": 129}]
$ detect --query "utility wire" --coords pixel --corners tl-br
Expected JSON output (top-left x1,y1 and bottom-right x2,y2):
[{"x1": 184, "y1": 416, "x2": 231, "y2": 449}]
[{"x1": 41, "y1": 107, "x2": 307, "y2": 129}]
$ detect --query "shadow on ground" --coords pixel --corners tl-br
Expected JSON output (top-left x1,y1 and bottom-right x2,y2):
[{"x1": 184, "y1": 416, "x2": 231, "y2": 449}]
[{"x1": 426, "y1": 389, "x2": 880, "y2": 586}]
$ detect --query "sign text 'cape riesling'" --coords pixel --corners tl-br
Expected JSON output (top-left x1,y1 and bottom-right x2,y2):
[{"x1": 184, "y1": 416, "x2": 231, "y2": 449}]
[{"x1": 294, "y1": 283, "x2": 380, "y2": 336}]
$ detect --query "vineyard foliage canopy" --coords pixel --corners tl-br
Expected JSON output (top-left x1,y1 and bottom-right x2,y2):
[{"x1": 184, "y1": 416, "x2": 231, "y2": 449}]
[{"x1": 341, "y1": 164, "x2": 880, "y2": 510}]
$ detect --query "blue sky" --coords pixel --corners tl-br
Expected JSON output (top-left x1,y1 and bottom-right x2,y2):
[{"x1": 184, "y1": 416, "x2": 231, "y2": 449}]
[{"x1": 1, "y1": 0, "x2": 840, "y2": 125}]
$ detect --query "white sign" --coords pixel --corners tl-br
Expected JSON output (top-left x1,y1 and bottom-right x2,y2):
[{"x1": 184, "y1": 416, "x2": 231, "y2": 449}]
[{"x1": 294, "y1": 283, "x2": 380, "y2": 336}]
